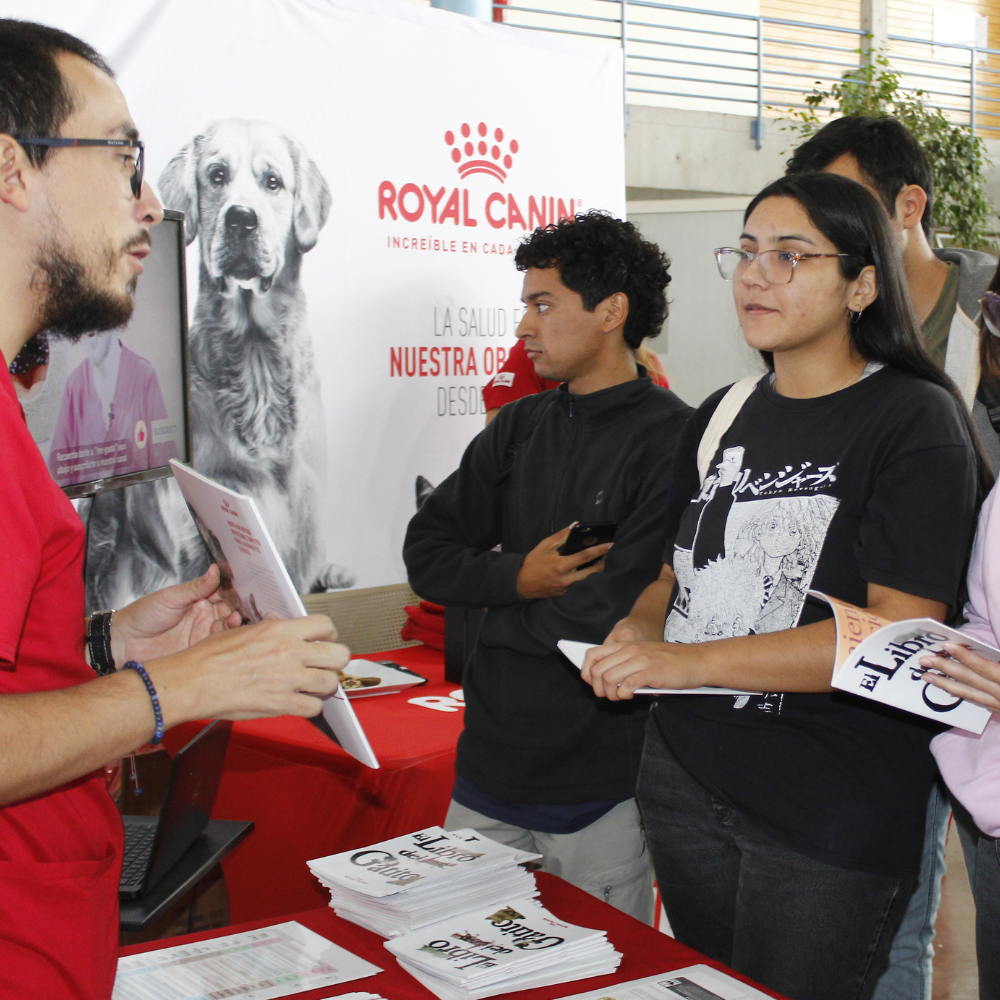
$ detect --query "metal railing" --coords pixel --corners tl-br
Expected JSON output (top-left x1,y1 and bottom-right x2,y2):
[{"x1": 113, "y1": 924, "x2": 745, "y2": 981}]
[{"x1": 491, "y1": 0, "x2": 1000, "y2": 141}]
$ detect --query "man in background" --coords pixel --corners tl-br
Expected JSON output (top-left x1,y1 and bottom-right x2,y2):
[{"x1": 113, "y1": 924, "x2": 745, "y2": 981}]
[
  {"x1": 405, "y1": 212, "x2": 691, "y2": 923},
  {"x1": 787, "y1": 115, "x2": 998, "y2": 465},
  {"x1": 0, "y1": 20, "x2": 348, "y2": 996},
  {"x1": 787, "y1": 114, "x2": 997, "y2": 1000}
]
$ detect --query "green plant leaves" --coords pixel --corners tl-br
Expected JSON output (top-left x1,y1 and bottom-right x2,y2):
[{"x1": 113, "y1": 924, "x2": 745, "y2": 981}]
[{"x1": 775, "y1": 48, "x2": 997, "y2": 251}]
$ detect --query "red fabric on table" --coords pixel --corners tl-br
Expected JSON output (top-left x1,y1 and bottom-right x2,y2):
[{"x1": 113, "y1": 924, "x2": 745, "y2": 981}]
[
  {"x1": 120, "y1": 872, "x2": 787, "y2": 1000},
  {"x1": 161, "y1": 646, "x2": 463, "y2": 924}
]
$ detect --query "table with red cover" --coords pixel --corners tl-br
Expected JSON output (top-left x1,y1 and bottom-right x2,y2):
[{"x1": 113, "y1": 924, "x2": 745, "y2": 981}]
[
  {"x1": 120, "y1": 872, "x2": 787, "y2": 1000},
  {"x1": 161, "y1": 645, "x2": 462, "y2": 924}
]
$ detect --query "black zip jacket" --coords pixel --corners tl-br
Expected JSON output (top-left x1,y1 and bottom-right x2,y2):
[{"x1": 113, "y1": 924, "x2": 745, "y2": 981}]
[{"x1": 403, "y1": 372, "x2": 692, "y2": 803}]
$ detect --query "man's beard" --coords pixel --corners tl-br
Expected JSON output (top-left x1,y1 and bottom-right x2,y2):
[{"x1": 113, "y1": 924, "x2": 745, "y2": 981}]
[{"x1": 33, "y1": 237, "x2": 138, "y2": 342}]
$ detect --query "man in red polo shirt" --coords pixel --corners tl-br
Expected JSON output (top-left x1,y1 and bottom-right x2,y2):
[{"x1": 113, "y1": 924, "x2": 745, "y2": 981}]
[
  {"x1": 0, "y1": 21, "x2": 348, "y2": 997},
  {"x1": 483, "y1": 338, "x2": 668, "y2": 423}
]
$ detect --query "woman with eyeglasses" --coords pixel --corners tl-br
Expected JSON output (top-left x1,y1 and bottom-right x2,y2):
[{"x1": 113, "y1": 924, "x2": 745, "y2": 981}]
[{"x1": 580, "y1": 172, "x2": 992, "y2": 1000}]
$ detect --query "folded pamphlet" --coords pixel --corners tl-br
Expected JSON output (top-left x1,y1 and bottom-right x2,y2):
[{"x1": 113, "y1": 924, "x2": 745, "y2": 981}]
[
  {"x1": 557, "y1": 640, "x2": 760, "y2": 696},
  {"x1": 385, "y1": 897, "x2": 621, "y2": 1000},
  {"x1": 340, "y1": 659, "x2": 428, "y2": 698},
  {"x1": 308, "y1": 827, "x2": 540, "y2": 938},
  {"x1": 169, "y1": 460, "x2": 379, "y2": 768},
  {"x1": 810, "y1": 590, "x2": 993, "y2": 734},
  {"x1": 553, "y1": 965, "x2": 774, "y2": 1000}
]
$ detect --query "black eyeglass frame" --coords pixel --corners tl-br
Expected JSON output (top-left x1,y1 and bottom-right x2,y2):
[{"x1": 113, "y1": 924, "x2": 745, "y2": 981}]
[{"x1": 14, "y1": 137, "x2": 144, "y2": 198}]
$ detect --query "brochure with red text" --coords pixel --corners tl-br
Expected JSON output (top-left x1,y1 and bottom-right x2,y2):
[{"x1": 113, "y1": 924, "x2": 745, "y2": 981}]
[
  {"x1": 169, "y1": 460, "x2": 378, "y2": 768},
  {"x1": 810, "y1": 590, "x2": 993, "y2": 734}
]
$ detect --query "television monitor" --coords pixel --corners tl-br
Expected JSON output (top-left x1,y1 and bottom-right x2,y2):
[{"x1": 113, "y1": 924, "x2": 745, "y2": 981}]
[{"x1": 10, "y1": 210, "x2": 191, "y2": 499}]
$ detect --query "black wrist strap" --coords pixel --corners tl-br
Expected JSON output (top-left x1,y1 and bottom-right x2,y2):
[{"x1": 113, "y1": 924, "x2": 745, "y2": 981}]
[{"x1": 87, "y1": 610, "x2": 116, "y2": 676}]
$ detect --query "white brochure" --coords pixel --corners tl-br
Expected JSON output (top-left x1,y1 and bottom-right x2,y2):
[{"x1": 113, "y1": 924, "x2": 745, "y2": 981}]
[
  {"x1": 554, "y1": 965, "x2": 774, "y2": 1000},
  {"x1": 811, "y1": 590, "x2": 993, "y2": 734},
  {"x1": 309, "y1": 826, "x2": 538, "y2": 898},
  {"x1": 386, "y1": 898, "x2": 620, "y2": 1000},
  {"x1": 113, "y1": 920, "x2": 381, "y2": 1000},
  {"x1": 558, "y1": 640, "x2": 759, "y2": 696},
  {"x1": 170, "y1": 460, "x2": 379, "y2": 768}
]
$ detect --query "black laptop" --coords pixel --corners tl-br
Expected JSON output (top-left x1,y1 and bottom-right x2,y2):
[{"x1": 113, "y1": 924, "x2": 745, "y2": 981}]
[{"x1": 119, "y1": 719, "x2": 232, "y2": 898}]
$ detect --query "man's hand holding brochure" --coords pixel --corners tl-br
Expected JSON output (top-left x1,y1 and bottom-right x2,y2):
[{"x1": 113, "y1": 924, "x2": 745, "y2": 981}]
[{"x1": 170, "y1": 460, "x2": 379, "y2": 768}]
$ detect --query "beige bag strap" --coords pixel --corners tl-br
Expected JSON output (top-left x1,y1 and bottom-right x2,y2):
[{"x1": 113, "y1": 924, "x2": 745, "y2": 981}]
[{"x1": 697, "y1": 375, "x2": 761, "y2": 488}]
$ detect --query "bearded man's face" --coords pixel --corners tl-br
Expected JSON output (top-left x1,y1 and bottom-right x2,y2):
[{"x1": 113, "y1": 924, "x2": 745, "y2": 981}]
[{"x1": 34, "y1": 229, "x2": 142, "y2": 342}]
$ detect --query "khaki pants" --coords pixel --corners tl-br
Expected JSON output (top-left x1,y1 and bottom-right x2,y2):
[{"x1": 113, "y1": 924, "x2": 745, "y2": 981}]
[{"x1": 444, "y1": 797, "x2": 654, "y2": 925}]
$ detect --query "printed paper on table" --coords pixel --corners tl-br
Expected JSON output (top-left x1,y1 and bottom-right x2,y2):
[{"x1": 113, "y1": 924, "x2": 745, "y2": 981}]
[
  {"x1": 553, "y1": 965, "x2": 774, "y2": 1000},
  {"x1": 112, "y1": 921, "x2": 381, "y2": 1000}
]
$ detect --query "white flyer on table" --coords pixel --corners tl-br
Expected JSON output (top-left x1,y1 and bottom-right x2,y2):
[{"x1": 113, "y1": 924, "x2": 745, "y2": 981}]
[
  {"x1": 170, "y1": 460, "x2": 379, "y2": 768},
  {"x1": 558, "y1": 641, "x2": 760, "y2": 696},
  {"x1": 553, "y1": 965, "x2": 774, "y2": 1000},
  {"x1": 113, "y1": 920, "x2": 382, "y2": 1000}
]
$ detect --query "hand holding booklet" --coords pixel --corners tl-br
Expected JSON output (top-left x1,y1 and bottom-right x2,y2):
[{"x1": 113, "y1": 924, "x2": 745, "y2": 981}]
[
  {"x1": 169, "y1": 460, "x2": 379, "y2": 768},
  {"x1": 557, "y1": 640, "x2": 760, "y2": 696},
  {"x1": 810, "y1": 589, "x2": 994, "y2": 734}
]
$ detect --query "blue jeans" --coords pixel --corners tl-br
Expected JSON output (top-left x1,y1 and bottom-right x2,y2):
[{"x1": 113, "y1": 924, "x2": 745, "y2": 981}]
[
  {"x1": 637, "y1": 720, "x2": 915, "y2": 1000},
  {"x1": 871, "y1": 781, "x2": 951, "y2": 1000},
  {"x1": 953, "y1": 800, "x2": 1000, "y2": 1000}
]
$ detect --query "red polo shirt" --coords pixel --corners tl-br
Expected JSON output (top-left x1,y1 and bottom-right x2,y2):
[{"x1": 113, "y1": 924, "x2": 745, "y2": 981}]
[{"x1": 0, "y1": 370, "x2": 122, "y2": 998}]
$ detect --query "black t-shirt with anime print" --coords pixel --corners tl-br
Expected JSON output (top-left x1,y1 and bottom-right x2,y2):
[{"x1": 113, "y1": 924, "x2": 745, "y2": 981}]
[{"x1": 652, "y1": 366, "x2": 979, "y2": 876}]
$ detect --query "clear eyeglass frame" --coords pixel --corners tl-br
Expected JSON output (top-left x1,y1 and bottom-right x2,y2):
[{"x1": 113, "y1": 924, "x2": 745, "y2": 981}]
[{"x1": 714, "y1": 247, "x2": 849, "y2": 285}]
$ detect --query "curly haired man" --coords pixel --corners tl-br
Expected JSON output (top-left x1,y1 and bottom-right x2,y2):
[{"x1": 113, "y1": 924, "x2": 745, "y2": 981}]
[{"x1": 404, "y1": 212, "x2": 691, "y2": 922}]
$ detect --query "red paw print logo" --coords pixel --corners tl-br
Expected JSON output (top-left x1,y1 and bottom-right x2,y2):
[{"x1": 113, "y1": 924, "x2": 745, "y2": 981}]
[{"x1": 445, "y1": 122, "x2": 518, "y2": 183}]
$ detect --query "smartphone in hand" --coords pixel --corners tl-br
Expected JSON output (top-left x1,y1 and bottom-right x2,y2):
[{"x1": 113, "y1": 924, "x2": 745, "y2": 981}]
[{"x1": 558, "y1": 521, "x2": 618, "y2": 566}]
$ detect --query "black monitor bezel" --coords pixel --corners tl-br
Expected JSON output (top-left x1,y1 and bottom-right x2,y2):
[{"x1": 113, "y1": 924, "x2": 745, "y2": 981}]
[{"x1": 62, "y1": 209, "x2": 192, "y2": 500}]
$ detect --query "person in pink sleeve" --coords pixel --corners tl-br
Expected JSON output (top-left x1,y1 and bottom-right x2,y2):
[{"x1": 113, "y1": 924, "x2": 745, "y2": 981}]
[{"x1": 920, "y1": 286, "x2": 1000, "y2": 1000}]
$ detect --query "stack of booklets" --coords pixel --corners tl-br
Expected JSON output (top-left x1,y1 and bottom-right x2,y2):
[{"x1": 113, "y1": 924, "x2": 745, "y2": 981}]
[
  {"x1": 308, "y1": 827, "x2": 541, "y2": 938},
  {"x1": 384, "y1": 898, "x2": 622, "y2": 1000}
]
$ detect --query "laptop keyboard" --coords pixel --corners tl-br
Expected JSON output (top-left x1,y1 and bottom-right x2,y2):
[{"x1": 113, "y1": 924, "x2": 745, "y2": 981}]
[{"x1": 120, "y1": 821, "x2": 158, "y2": 892}]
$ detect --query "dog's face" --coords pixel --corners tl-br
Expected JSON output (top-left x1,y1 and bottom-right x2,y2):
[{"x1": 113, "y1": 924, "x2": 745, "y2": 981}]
[{"x1": 158, "y1": 119, "x2": 330, "y2": 296}]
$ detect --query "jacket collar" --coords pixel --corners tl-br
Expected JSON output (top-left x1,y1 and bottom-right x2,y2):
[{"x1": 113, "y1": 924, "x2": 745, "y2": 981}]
[{"x1": 554, "y1": 367, "x2": 655, "y2": 422}]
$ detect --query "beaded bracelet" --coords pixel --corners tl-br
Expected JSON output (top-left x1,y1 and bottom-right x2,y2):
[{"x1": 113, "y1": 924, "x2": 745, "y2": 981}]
[{"x1": 124, "y1": 661, "x2": 164, "y2": 746}]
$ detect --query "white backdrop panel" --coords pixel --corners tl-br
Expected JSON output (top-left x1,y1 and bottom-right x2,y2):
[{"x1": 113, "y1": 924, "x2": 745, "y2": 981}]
[{"x1": 3, "y1": 0, "x2": 625, "y2": 589}]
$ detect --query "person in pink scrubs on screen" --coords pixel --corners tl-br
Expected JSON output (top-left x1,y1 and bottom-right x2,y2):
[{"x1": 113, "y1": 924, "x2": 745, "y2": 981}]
[{"x1": 48, "y1": 329, "x2": 178, "y2": 486}]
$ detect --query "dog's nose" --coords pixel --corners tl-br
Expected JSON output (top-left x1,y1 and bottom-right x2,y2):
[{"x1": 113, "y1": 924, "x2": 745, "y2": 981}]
[{"x1": 225, "y1": 205, "x2": 258, "y2": 232}]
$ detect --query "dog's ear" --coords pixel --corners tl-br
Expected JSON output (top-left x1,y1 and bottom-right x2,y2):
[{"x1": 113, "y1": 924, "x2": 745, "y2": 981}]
[
  {"x1": 158, "y1": 137, "x2": 200, "y2": 245},
  {"x1": 293, "y1": 148, "x2": 331, "y2": 253}
]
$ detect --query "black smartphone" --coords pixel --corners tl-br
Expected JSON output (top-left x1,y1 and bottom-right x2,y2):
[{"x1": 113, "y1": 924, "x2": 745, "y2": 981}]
[{"x1": 558, "y1": 521, "x2": 618, "y2": 558}]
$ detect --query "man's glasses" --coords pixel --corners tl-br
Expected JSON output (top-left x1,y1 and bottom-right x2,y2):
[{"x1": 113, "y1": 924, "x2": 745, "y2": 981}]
[
  {"x1": 715, "y1": 247, "x2": 849, "y2": 285},
  {"x1": 15, "y1": 137, "x2": 144, "y2": 198}
]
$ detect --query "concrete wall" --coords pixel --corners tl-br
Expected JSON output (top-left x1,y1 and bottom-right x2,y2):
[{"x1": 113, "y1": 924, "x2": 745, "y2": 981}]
[
  {"x1": 626, "y1": 104, "x2": 793, "y2": 198},
  {"x1": 628, "y1": 203, "x2": 763, "y2": 408},
  {"x1": 626, "y1": 102, "x2": 1000, "y2": 230}
]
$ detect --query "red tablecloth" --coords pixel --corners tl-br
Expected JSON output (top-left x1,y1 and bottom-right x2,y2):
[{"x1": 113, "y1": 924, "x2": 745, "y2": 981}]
[
  {"x1": 162, "y1": 646, "x2": 461, "y2": 924},
  {"x1": 121, "y1": 872, "x2": 787, "y2": 999}
]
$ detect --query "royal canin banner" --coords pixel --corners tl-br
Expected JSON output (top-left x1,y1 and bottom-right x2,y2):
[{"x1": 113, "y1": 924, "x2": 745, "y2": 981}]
[{"x1": 3, "y1": 0, "x2": 624, "y2": 593}]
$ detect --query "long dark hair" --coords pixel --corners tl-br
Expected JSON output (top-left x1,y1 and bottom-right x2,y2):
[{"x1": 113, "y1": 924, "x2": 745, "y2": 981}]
[{"x1": 744, "y1": 172, "x2": 994, "y2": 499}]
